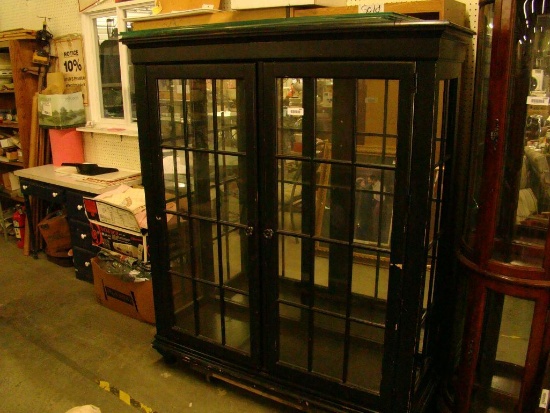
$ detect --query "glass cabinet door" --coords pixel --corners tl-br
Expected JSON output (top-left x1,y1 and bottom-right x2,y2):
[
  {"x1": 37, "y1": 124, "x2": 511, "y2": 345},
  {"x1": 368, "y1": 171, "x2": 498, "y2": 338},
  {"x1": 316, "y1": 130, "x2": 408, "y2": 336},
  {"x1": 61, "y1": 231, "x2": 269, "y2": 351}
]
[
  {"x1": 147, "y1": 64, "x2": 260, "y2": 367},
  {"x1": 272, "y1": 76, "x2": 397, "y2": 394},
  {"x1": 491, "y1": 7, "x2": 550, "y2": 268},
  {"x1": 261, "y1": 62, "x2": 441, "y2": 407},
  {"x1": 463, "y1": 2, "x2": 492, "y2": 252},
  {"x1": 464, "y1": 0, "x2": 550, "y2": 269},
  {"x1": 144, "y1": 58, "x2": 460, "y2": 410}
]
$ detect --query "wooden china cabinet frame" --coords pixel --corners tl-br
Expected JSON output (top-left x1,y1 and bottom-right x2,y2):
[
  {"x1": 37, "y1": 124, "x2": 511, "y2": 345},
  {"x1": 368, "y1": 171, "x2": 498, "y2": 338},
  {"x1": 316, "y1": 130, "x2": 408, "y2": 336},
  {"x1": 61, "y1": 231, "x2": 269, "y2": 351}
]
[{"x1": 454, "y1": 0, "x2": 550, "y2": 411}]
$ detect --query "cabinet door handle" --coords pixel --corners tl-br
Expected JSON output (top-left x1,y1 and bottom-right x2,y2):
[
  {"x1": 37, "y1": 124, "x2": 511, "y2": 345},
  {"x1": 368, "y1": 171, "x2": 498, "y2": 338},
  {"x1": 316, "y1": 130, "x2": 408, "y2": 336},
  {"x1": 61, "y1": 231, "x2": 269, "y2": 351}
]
[
  {"x1": 77, "y1": 205, "x2": 83, "y2": 210},
  {"x1": 490, "y1": 118, "x2": 499, "y2": 151},
  {"x1": 262, "y1": 228, "x2": 274, "y2": 239}
]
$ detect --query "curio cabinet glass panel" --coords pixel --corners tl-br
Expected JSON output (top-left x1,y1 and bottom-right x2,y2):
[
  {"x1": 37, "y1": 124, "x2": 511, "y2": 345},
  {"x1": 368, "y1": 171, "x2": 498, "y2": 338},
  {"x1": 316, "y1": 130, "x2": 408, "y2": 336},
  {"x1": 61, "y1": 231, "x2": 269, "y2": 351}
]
[
  {"x1": 455, "y1": 0, "x2": 550, "y2": 412},
  {"x1": 122, "y1": 14, "x2": 472, "y2": 413}
]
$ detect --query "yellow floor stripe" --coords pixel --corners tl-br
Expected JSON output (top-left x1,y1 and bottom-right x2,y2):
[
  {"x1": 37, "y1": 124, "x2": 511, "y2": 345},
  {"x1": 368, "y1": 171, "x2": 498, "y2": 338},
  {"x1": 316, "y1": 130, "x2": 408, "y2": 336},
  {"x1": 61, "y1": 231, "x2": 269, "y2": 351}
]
[
  {"x1": 96, "y1": 380, "x2": 157, "y2": 413},
  {"x1": 119, "y1": 390, "x2": 131, "y2": 405}
]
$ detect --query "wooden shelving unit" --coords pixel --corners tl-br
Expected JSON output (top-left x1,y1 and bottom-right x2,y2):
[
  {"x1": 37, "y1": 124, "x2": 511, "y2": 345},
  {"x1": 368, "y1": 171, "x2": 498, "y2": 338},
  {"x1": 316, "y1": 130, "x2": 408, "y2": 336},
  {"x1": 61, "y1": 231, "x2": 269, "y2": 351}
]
[
  {"x1": 0, "y1": 33, "x2": 39, "y2": 235},
  {"x1": 0, "y1": 157, "x2": 23, "y2": 167},
  {"x1": 0, "y1": 121, "x2": 19, "y2": 129},
  {"x1": 0, "y1": 189, "x2": 23, "y2": 203},
  {"x1": 0, "y1": 37, "x2": 39, "y2": 169}
]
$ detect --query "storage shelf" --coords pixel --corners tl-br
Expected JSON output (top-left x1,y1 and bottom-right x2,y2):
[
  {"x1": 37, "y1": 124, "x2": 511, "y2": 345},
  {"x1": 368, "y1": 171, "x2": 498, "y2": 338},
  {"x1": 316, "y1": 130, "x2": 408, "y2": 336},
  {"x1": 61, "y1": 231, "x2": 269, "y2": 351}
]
[
  {"x1": 0, "y1": 189, "x2": 23, "y2": 203},
  {"x1": 0, "y1": 37, "x2": 40, "y2": 173},
  {"x1": 77, "y1": 126, "x2": 139, "y2": 137},
  {"x1": 0, "y1": 157, "x2": 23, "y2": 167},
  {"x1": 0, "y1": 121, "x2": 18, "y2": 129}
]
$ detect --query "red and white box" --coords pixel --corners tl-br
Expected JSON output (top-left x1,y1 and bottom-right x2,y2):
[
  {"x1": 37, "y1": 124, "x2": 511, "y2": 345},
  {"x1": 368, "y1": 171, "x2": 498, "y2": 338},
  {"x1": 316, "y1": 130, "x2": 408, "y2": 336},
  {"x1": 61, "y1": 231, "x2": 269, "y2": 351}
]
[{"x1": 83, "y1": 186, "x2": 149, "y2": 262}]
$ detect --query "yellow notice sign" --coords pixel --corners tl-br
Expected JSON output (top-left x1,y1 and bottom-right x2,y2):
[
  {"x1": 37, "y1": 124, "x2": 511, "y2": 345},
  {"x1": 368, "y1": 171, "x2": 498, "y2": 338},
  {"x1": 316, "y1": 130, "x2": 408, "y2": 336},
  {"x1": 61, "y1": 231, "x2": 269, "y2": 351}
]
[{"x1": 53, "y1": 35, "x2": 88, "y2": 104}]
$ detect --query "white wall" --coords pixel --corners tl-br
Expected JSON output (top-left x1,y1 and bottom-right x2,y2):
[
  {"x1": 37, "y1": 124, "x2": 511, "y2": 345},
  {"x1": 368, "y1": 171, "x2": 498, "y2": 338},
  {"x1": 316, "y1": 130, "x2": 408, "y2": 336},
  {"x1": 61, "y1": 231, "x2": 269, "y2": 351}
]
[
  {"x1": 0, "y1": 0, "x2": 145, "y2": 170},
  {"x1": 0, "y1": 0, "x2": 82, "y2": 37},
  {"x1": 0, "y1": 0, "x2": 478, "y2": 171}
]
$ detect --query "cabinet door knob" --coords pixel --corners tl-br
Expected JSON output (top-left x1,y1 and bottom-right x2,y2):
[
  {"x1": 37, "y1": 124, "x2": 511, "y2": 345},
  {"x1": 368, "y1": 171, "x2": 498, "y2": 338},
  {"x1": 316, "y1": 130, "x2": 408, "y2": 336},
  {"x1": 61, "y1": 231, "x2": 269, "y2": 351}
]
[
  {"x1": 22, "y1": 185, "x2": 27, "y2": 190},
  {"x1": 262, "y1": 228, "x2": 274, "y2": 239},
  {"x1": 80, "y1": 234, "x2": 87, "y2": 239},
  {"x1": 85, "y1": 261, "x2": 90, "y2": 267},
  {"x1": 52, "y1": 192, "x2": 58, "y2": 197},
  {"x1": 77, "y1": 205, "x2": 83, "y2": 210}
]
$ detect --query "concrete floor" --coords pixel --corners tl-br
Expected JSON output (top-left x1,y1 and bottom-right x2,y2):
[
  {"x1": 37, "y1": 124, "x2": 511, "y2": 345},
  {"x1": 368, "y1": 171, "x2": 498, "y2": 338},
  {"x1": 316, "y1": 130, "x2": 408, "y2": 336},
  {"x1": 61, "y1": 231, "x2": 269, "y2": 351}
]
[{"x1": 0, "y1": 235, "x2": 293, "y2": 413}]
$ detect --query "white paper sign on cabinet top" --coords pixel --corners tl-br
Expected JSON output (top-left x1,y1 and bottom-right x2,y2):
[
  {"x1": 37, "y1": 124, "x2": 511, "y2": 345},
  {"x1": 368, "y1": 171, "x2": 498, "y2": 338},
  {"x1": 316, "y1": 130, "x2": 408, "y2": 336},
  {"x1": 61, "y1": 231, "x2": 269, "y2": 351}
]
[{"x1": 355, "y1": 1, "x2": 385, "y2": 13}]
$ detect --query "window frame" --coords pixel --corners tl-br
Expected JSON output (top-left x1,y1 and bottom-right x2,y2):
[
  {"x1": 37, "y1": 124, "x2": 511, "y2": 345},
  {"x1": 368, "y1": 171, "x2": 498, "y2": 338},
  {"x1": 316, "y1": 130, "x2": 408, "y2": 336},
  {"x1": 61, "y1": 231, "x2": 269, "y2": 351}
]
[{"x1": 81, "y1": 0, "x2": 153, "y2": 132}]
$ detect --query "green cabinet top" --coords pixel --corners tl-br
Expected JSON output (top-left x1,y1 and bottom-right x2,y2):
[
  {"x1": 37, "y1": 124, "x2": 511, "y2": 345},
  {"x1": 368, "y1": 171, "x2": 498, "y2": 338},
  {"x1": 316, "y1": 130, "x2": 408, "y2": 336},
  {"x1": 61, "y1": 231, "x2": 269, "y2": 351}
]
[{"x1": 120, "y1": 12, "x2": 472, "y2": 45}]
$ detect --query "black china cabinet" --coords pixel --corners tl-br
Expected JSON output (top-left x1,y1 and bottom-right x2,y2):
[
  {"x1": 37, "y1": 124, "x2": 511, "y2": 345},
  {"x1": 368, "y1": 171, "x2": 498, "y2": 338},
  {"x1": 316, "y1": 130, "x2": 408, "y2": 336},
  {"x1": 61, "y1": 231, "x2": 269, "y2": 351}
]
[{"x1": 121, "y1": 14, "x2": 472, "y2": 413}]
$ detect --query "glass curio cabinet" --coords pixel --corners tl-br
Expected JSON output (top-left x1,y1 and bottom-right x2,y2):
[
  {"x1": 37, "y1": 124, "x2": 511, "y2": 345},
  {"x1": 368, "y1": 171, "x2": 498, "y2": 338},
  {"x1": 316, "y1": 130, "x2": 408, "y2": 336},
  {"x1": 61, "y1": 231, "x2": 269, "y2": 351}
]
[
  {"x1": 122, "y1": 14, "x2": 472, "y2": 413},
  {"x1": 454, "y1": 0, "x2": 550, "y2": 412}
]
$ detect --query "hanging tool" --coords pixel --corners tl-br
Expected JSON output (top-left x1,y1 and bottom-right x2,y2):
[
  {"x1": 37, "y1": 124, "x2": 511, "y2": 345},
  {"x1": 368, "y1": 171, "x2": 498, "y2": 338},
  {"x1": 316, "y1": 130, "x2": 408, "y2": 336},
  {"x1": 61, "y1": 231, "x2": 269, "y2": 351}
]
[
  {"x1": 21, "y1": 67, "x2": 40, "y2": 76},
  {"x1": 33, "y1": 17, "x2": 53, "y2": 66}
]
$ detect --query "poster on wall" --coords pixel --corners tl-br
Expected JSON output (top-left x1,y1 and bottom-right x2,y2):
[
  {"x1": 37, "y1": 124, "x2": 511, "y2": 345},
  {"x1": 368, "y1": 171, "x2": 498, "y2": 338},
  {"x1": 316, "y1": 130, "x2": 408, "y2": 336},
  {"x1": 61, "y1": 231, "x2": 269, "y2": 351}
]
[{"x1": 53, "y1": 35, "x2": 88, "y2": 105}]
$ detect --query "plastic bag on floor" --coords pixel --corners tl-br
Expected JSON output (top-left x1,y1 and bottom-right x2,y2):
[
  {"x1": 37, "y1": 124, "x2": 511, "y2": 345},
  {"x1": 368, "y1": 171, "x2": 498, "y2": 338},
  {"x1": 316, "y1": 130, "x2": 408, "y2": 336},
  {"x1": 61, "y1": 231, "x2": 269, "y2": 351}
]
[{"x1": 64, "y1": 406, "x2": 101, "y2": 413}]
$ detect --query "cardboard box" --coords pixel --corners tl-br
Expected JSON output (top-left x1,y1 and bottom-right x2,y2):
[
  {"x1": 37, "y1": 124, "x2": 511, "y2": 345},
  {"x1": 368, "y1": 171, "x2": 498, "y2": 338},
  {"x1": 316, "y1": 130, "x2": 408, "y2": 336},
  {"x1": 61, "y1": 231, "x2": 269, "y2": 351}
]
[
  {"x1": 92, "y1": 257, "x2": 155, "y2": 324},
  {"x1": 292, "y1": 0, "x2": 467, "y2": 26},
  {"x1": 89, "y1": 221, "x2": 148, "y2": 262},
  {"x1": 231, "y1": 0, "x2": 346, "y2": 9},
  {"x1": 299, "y1": 0, "x2": 465, "y2": 24},
  {"x1": 385, "y1": 0, "x2": 466, "y2": 25},
  {"x1": 5, "y1": 150, "x2": 18, "y2": 161},
  {"x1": 84, "y1": 188, "x2": 148, "y2": 261},
  {"x1": 2, "y1": 171, "x2": 19, "y2": 191},
  {"x1": 294, "y1": 5, "x2": 360, "y2": 16},
  {"x1": 158, "y1": 0, "x2": 221, "y2": 13},
  {"x1": 38, "y1": 92, "x2": 86, "y2": 129},
  {"x1": 132, "y1": 8, "x2": 296, "y2": 31},
  {"x1": 83, "y1": 191, "x2": 144, "y2": 233},
  {"x1": 0, "y1": 136, "x2": 15, "y2": 148}
]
